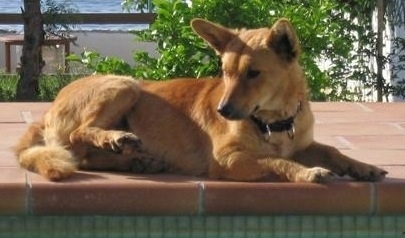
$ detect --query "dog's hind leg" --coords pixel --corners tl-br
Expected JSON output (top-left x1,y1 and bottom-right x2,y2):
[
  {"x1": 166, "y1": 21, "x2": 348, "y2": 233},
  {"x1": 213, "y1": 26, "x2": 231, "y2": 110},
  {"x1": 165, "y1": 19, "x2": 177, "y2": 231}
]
[
  {"x1": 15, "y1": 76, "x2": 144, "y2": 181},
  {"x1": 80, "y1": 147, "x2": 168, "y2": 173},
  {"x1": 69, "y1": 78, "x2": 143, "y2": 156}
]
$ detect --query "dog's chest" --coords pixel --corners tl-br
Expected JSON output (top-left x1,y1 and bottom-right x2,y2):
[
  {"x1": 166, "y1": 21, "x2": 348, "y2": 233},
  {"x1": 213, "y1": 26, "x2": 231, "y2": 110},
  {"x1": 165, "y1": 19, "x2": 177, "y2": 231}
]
[{"x1": 262, "y1": 134, "x2": 295, "y2": 158}]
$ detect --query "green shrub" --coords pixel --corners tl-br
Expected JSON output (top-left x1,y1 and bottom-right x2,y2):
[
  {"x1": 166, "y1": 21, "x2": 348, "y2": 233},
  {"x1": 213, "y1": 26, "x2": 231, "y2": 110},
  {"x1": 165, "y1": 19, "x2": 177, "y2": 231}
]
[
  {"x1": 0, "y1": 74, "x2": 82, "y2": 101},
  {"x1": 126, "y1": 0, "x2": 369, "y2": 101},
  {"x1": 74, "y1": 0, "x2": 405, "y2": 101},
  {"x1": 0, "y1": 75, "x2": 18, "y2": 101},
  {"x1": 77, "y1": 0, "x2": 374, "y2": 101},
  {"x1": 67, "y1": 51, "x2": 134, "y2": 75},
  {"x1": 38, "y1": 74, "x2": 80, "y2": 101}
]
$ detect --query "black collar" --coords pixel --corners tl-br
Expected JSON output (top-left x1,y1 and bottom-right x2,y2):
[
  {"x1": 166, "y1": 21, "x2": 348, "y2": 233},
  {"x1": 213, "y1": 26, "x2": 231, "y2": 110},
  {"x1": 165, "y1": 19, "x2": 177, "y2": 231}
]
[
  {"x1": 251, "y1": 115, "x2": 294, "y2": 133},
  {"x1": 250, "y1": 103, "x2": 301, "y2": 139}
]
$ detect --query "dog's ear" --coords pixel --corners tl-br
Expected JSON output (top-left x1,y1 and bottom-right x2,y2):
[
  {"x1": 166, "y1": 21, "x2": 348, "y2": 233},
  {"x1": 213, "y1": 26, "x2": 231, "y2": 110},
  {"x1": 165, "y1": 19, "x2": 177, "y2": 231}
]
[
  {"x1": 268, "y1": 19, "x2": 300, "y2": 62},
  {"x1": 191, "y1": 18, "x2": 235, "y2": 55}
]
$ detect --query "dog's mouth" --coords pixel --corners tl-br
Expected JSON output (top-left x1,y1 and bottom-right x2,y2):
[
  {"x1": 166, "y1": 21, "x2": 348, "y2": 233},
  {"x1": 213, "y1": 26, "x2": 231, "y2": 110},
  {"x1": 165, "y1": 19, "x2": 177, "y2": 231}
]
[
  {"x1": 248, "y1": 105, "x2": 260, "y2": 118},
  {"x1": 251, "y1": 101, "x2": 302, "y2": 124},
  {"x1": 252, "y1": 105, "x2": 260, "y2": 114}
]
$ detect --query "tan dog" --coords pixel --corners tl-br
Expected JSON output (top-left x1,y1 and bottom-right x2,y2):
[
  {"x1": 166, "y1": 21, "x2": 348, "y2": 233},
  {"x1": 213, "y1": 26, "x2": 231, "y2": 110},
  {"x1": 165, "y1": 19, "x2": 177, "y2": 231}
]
[{"x1": 14, "y1": 18, "x2": 387, "y2": 182}]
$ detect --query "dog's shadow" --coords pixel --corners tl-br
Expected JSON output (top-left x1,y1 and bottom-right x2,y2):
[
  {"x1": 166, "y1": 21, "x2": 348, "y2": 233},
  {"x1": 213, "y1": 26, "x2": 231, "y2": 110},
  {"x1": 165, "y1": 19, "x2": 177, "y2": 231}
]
[
  {"x1": 125, "y1": 173, "x2": 205, "y2": 183},
  {"x1": 51, "y1": 172, "x2": 106, "y2": 183},
  {"x1": 49, "y1": 170, "x2": 405, "y2": 184}
]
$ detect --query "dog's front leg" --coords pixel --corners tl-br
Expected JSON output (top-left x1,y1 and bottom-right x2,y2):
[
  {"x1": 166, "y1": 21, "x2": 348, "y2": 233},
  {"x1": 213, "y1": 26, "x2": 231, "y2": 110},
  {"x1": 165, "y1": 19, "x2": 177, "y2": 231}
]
[
  {"x1": 212, "y1": 152, "x2": 332, "y2": 183},
  {"x1": 292, "y1": 142, "x2": 387, "y2": 181}
]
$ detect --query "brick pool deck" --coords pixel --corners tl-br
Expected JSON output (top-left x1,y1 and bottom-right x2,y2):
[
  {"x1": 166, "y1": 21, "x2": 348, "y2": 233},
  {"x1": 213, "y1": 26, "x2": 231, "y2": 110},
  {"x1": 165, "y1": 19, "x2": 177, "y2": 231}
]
[{"x1": 0, "y1": 102, "x2": 404, "y2": 216}]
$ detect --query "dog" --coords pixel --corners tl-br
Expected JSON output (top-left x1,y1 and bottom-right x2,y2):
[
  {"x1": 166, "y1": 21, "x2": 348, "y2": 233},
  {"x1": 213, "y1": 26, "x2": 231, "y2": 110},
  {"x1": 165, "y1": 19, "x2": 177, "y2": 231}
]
[{"x1": 14, "y1": 18, "x2": 387, "y2": 182}]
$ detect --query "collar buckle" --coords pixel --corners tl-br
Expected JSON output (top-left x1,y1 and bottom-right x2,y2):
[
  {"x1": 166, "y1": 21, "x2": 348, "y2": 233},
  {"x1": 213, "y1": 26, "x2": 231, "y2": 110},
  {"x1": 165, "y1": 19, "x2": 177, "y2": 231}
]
[
  {"x1": 287, "y1": 124, "x2": 295, "y2": 139},
  {"x1": 265, "y1": 124, "x2": 272, "y2": 137}
]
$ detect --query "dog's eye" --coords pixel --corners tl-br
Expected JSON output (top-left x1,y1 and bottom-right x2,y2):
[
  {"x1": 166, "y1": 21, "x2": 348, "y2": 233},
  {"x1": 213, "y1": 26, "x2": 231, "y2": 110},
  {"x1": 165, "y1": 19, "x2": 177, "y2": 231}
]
[{"x1": 246, "y1": 69, "x2": 260, "y2": 78}]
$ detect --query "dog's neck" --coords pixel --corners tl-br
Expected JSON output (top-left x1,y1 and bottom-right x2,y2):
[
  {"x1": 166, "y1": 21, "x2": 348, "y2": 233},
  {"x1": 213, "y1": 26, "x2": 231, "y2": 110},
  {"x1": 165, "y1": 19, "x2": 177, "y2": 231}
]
[{"x1": 250, "y1": 102, "x2": 301, "y2": 140}]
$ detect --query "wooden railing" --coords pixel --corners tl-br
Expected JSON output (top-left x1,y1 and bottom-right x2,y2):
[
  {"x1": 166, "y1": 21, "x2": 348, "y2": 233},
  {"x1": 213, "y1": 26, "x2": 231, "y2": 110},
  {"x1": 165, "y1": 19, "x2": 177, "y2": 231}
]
[{"x1": 0, "y1": 13, "x2": 156, "y2": 25}]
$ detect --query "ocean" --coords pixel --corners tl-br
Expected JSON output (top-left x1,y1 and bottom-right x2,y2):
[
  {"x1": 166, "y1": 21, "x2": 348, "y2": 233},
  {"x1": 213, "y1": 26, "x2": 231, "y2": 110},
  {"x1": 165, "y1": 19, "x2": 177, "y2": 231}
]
[{"x1": 0, "y1": 0, "x2": 147, "y2": 32}]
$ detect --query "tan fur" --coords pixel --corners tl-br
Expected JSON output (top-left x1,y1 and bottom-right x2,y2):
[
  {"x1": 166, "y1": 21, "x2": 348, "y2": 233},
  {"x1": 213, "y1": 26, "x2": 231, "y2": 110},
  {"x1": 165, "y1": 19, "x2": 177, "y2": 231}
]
[{"x1": 15, "y1": 18, "x2": 387, "y2": 182}]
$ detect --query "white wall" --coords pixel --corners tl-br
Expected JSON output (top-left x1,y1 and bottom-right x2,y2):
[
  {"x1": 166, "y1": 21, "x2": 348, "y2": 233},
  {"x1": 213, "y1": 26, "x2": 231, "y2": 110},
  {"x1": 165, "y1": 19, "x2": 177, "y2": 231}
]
[
  {"x1": 0, "y1": 31, "x2": 157, "y2": 73},
  {"x1": 391, "y1": 21, "x2": 405, "y2": 102}
]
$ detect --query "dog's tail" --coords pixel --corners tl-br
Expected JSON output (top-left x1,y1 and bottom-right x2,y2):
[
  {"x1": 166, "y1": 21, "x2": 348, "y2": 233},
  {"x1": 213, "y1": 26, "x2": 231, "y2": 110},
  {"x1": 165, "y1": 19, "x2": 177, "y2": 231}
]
[{"x1": 14, "y1": 122, "x2": 77, "y2": 181}]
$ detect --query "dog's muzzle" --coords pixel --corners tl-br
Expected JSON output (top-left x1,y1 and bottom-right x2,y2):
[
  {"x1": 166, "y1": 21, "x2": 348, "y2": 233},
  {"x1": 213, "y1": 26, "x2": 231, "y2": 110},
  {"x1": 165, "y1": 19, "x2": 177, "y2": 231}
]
[
  {"x1": 217, "y1": 103, "x2": 232, "y2": 118},
  {"x1": 217, "y1": 103, "x2": 247, "y2": 120}
]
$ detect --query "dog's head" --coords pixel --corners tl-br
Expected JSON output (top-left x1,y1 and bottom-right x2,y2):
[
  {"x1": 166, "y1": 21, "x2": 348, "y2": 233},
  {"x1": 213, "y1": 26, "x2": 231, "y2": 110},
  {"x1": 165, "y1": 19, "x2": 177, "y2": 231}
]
[{"x1": 191, "y1": 18, "x2": 306, "y2": 121}]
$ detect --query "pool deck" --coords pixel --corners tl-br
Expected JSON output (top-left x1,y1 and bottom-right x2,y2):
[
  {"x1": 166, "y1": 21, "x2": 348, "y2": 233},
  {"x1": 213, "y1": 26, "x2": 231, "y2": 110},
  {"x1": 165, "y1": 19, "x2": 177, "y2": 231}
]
[{"x1": 0, "y1": 102, "x2": 404, "y2": 216}]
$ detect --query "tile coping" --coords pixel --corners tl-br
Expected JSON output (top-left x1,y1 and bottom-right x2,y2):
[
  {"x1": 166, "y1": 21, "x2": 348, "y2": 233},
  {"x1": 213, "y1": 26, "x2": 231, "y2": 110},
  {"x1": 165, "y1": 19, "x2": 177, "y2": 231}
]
[{"x1": 0, "y1": 102, "x2": 404, "y2": 216}]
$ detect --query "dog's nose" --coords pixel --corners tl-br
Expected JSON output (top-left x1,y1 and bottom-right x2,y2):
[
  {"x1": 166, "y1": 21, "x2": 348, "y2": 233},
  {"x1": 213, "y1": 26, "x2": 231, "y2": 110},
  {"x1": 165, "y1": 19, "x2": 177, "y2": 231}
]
[{"x1": 217, "y1": 103, "x2": 234, "y2": 118}]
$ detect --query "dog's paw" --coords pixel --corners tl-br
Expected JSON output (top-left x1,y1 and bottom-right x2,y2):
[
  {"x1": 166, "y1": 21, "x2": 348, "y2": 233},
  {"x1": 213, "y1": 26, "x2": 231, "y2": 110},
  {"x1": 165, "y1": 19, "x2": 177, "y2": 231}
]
[
  {"x1": 347, "y1": 164, "x2": 388, "y2": 182},
  {"x1": 110, "y1": 132, "x2": 142, "y2": 154},
  {"x1": 297, "y1": 167, "x2": 333, "y2": 183}
]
